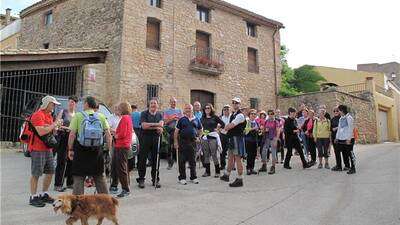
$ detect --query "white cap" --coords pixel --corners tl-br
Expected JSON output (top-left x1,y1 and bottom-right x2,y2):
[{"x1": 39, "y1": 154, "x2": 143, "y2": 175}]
[
  {"x1": 223, "y1": 104, "x2": 231, "y2": 108},
  {"x1": 40, "y1": 95, "x2": 61, "y2": 109},
  {"x1": 232, "y1": 97, "x2": 241, "y2": 103}
]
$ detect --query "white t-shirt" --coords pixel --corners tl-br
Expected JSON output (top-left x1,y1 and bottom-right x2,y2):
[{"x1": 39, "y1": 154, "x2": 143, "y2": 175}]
[{"x1": 231, "y1": 113, "x2": 245, "y2": 125}]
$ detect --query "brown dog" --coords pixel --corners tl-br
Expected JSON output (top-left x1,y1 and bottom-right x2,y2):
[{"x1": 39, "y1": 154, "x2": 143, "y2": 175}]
[{"x1": 53, "y1": 194, "x2": 119, "y2": 225}]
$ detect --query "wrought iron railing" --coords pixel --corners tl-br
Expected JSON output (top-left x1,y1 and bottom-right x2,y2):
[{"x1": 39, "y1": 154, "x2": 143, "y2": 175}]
[
  {"x1": 336, "y1": 83, "x2": 366, "y2": 93},
  {"x1": 375, "y1": 85, "x2": 394, "y2": 98},
  {"x1": 189, "y1": 45, "x2": 224, "y2": 74}
]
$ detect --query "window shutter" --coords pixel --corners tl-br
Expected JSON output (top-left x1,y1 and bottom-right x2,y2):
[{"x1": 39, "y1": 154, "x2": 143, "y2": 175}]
[
  {"x1": 248, "y1": 48, "x2": 258, "y2": 72},
  {"x1": 146, "y1": 20, "x2": 160, "y2": 50}
]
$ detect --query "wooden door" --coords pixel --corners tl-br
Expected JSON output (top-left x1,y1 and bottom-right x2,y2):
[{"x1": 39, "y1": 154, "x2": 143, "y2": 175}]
[
  {"x1": 378, "y1": 110, "x2": 389, "y2": 142},
  {"x1": 191, "y1": 90, "x2": 214, "y2": 108},
  {"x1": 196, "y1": 31, "x2": 210, "y2": 58}
]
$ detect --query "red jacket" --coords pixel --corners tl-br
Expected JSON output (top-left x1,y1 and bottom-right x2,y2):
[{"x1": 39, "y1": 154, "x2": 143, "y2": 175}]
[{"x1": 115, "y1": 115, "x2": 133, "y2": 149}]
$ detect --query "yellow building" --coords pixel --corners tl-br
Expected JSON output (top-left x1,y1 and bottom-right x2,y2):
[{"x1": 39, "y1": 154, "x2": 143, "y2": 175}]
[{"x1": 314, "y1": 66, "x2": 399, "y2": 143}]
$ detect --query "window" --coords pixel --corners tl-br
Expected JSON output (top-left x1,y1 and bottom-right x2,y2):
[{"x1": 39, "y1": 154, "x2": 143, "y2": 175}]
[
  {"x1": 246, "y1": 22, "x2": 256, "y2": 37},
  {"x1": 149, "y1": 0, "x2": 161, "y2": 8},
  {"x1": 146, "y1": 18, "x2": 161, "y2": 50},
  {"x1": 44, "y1": 11, "x2": 53, "y2": 26},
  {"x1": 250, "y1": 98, "x2": 259, "y2": 110},
  {"x1": 197, "y1": 6, "x2": 209, "y2": 23},
  {"x1": 43, "y1": 43, "x2": 49, "y2": 49},
  {"x1": 248, "y1": 47, "x2": 259, "y2": 73},
  {"x1": 147, "y1": 84, "x2": 160, "y2": 106}
]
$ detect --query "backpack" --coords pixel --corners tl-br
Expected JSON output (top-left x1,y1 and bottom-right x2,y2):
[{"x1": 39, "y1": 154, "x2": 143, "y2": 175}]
[{"x1": 78, "y1": 111, "x2": 104, "y2": 147}]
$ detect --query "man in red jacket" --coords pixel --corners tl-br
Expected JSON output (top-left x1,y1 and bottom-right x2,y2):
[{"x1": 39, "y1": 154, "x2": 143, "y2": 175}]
[{"x1": 28, "y1": 95, "x2": 61, "y2": 207}]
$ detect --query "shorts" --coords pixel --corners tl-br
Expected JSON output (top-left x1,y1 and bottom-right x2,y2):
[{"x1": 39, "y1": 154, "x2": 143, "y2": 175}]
[
  {"x1": 31, "y1": 151, "x2": 55, "y2": 177},
  {"x1": 228, "y1": 136, "x2": 246, "y2": 157}
]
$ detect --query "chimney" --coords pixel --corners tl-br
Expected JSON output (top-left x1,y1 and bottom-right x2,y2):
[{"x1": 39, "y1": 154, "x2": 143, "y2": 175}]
[{"x1": 5, "y1": 8, "x2": 11, "y2": 25}]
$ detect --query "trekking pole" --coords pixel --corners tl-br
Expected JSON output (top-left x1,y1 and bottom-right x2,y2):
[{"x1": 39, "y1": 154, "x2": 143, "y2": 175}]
[
  {"x1": 155, "y1": 135, "x2": 161, "y2": 190},
  {"x1": 176, "y1": 142, "x2": 179, "y2": 174}
]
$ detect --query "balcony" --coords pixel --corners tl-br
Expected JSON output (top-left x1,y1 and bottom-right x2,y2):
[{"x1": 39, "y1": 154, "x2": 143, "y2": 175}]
[{"x1": 189, "y1": 45, "x2": 224, "y2": 75}]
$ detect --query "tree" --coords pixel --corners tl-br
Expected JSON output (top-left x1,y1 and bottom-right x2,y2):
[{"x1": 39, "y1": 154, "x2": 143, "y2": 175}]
[
  {"x1": 279, "y1": 45, "x2": 300, "y2": 96},
  {"x1": 279, "y1": 45, "x2": 326, "y2": 96},
  {"x1": 291, "y1": 65, "x2": 326, "y2": 93}
]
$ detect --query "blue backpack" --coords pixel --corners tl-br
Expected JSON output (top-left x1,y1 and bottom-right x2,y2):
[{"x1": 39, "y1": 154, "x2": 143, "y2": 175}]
[{"x1": 78, "y1": 111, "x2": 104, "y2": 147}]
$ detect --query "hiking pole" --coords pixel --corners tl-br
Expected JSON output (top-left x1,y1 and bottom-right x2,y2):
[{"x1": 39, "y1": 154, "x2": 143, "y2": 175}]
[{"x1": 155, "y1": 135, "x2": 161, "y2": 190}]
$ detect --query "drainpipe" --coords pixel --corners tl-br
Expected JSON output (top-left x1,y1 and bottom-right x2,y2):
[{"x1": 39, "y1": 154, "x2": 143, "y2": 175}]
[{"x1": 272, "y1": 25, "x2": 279, "y2": 108}]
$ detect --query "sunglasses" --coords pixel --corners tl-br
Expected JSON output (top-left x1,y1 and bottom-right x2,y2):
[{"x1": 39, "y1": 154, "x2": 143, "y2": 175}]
[
  {"x1": 333, "y1": 110, "x2": 339, "y2": 113},
  {"x1": 268, "y1": 113, "x2": 274, "y2": 116},
  {"x1": 250, "y1": 113, "x2": 256, "y2": 115},
  {"x1": 205, "y1": 107, "x2": 211, "y2": 109},
  {"x1": 232, "y1": 102, "x2": 239, "y2": 104}
]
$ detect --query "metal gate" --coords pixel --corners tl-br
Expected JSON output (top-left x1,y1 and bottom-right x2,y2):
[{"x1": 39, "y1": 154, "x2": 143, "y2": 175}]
[{"x1": 0, "y1": 67, "x2": 80, "y2": 142}]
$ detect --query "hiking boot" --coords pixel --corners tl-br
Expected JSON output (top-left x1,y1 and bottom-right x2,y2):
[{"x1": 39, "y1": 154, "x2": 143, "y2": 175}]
[
  {"x1": 138, "y1": 180, "x2": 145, "y2": 189},
  {"x1": 325, "y1": 163, "x2": 330, "y2": 169},
  {"x1": 246, "y1": 169, "x2": 252, "y2": 175},
  {"x1": 202, "y1": 172, "x2": 211, "y2": 177},
  {"x1": 284, "y1": 165, "x2": 292, "y2": 169},
  {"x1": 109, "y1": 186, "x2": 119, "y2": 194},
  {"x1": 220, "y1": 174, "x2": 229, "y2": 182},
  {"x1": 309, "y1": 161, "x2": 316, "y2": 167},
  {"x1": 29, "y1": 196, "x2": 45, "y2": 208},
  {"x1": 166, "y1": 164, "x2": 173, "y2": 170},
  {"x1": 331, "y1": 166, "x2": 342, "y2": 171},
  {"x1": 343, "y1": 167, "x2": 350, "y2": 171},
  {"x1": 54, "y1": 186, "x2": 66, "y2": 192},
  {"x1": 66, "y1": 185, "x2": 73, "y2": 189},
  {"x1": 347, "y1": 168, "x2": 356, "y2": 175},
  {"x1": 303, "y1": 163, "x2": 312, "y2": 169},
  {"x1": 179, "y1": 179, "x2": 187, "y2": 185},
  {"x1": 40, "y1": 193, "x2": 54, "y2": 204},
  {"x1": 190, "y1": 178, "x2": 199, "y2": 184},
  {"x1": 229, "y1": 178, "x2": 243, "y2": 187},
  {"x1": 152, "y1": 181, "x2": 161, "y2": 188},
  {"x1": 268, "y1": 166, "x2": 275, "y2": 174},
  {"x1": 318, "y1": 163, "x2": 323, "y2": 169},
  {"x1": 251, "y1": 170, "x2": 258, "y2": 175},
  {"x1": 116, "y1": 189, "x2": 130, "y2": 198},
  {"x1": 258, "y1": 164, "x2": 267, "y2": 172},
  {"x1": 214, "y1": 173, "x2": 220, "y2": 178}
]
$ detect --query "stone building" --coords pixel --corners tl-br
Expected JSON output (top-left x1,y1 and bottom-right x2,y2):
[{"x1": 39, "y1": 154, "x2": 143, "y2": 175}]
[
  {"x1": 0, "y1": 8, "x2": 18, "y2": 28},
  {"x1": 357, "y1": 62, "x2": 400, "y2": 87},
  {"x1": 16, "y1": 0, "x2": 284, "y2": 110}
]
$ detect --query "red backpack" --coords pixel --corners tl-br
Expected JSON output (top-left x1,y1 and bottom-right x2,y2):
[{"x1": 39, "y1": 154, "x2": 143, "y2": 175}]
[{"x1": 19, "y1": 116, "x2": 33, "y2": 145}]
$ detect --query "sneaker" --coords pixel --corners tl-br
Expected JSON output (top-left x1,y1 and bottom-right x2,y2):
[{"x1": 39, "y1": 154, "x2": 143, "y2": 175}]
[
  {"x1": 214, "y1": 174, "x2": 220, "y2": 178},
  {"x1": 166, "y1": 164, "x2": 173, "y2": 170},
  {"x1": 343, "y1": 167, "x2": 350, "y2": 171},
  {"x1": 268, "y1": 166, "x2": 275, "y2": 175},
  {"x1": 303, "y1": 163, "x2": 312, "y2": 169},
  {"x1": 251, "y1": 170, "x2": 258, "y2": 175},
  {"x1": 138, "y1": 180, "x2": 145, "y2": 189},
  {"x1": 229, "y1": 178, "x2": 243, "y2": 187},
  {"x1": 66, "y1": 185, "x2": 73, "y2": 189},
  {"x1": 202, "y1": 172, "x2": 210, "y2": 177},
  {"x1": 347, "y1": 168, "x2": 356, "y2": 174},
  {"x1": 54, "y1": 186, "x2": 66, "y2": 192},
  {"x1": 258, "y1": 164, "x2": 267, "y2": 172},
  {"x1": 29, "y1": 196, "x2": 45, "y2": 207},
  {"x1": 152, "y1": 182, "x2": 162, "y2": 188},
  {"x1": 318, "y1": 164, "x2": 323, "y2": 169},
  {"x1": 246, "y1": 170, "x2": 252, "y2": 175},
  {"x1": 40, "y1": 193, "x2": 54, "y2": 204},
  {"x1": 190, "y1": 178, "x2": 199, "y2": 184},
  {"x1": 284, "y1": 165, "x2": 292, "y2": 169},
  {"x1": 116, "y1": 190, "x2": 130, "y2": 198},
  {"x1": 109, "y1": 186, "x2": 119, "y2": 194},
  {"x1": 220, "y1": 174, "x2": 229, "y2": 182},
  {"x1": 179, "y1": 179, "x2": 187, "y2": 185},
  {"x1": 331, "y1": 166, "x2": 342, "y2": 171},
  {"x1": 325, "y1": 163, "x2": 330, "y2": 169},
  {"x1": 309, "y1": 161, "x2": 316, "y2": 167}
]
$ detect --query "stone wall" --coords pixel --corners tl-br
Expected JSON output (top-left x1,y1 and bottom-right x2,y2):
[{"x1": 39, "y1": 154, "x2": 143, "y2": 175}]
[
  {"x1": 18, "y1": 0, "x2": 124, "y2": 104},
  {"x1": 278, "y1": 90, "x2": 378, "y2": 143},
  {"x1": 119, "y1": 0, "x2": 281, "y2": 110}
]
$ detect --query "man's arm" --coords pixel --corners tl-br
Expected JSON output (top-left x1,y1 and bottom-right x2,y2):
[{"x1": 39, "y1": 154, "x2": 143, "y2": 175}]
[{"x1": 225, "y1": 113, "x2": 245, "y2": 131}]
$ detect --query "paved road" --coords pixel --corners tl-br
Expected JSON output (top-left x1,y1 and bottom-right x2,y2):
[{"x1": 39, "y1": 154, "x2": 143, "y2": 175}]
[{"x1": 1, "y1": 143, "x2": 399, "y2": 225}]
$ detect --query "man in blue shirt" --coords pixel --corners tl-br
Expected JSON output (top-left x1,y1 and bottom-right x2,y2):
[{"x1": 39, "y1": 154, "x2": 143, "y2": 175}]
[
  {"x1": 193, "y1": 101, "x2": 203, "y2": 120},
  {"x1": 174, "y1": 104, "x2": 203, "y2": 185}
]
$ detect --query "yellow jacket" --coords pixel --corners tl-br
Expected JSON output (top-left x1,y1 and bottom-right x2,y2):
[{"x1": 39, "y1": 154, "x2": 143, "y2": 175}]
[{"x1": 313, "y1": 118, "x2": 331, "y2": 139}]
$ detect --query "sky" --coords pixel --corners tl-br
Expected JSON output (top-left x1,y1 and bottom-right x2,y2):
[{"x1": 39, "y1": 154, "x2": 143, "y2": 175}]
[{"x1": 1, "y1": 0, "x2": 399, "y2": 69}]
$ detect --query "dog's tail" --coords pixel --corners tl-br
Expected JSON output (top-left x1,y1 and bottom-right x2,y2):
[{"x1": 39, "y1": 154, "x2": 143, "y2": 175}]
[{"x1": 112, "y1": 197, "x2": 119, "y2": 207}]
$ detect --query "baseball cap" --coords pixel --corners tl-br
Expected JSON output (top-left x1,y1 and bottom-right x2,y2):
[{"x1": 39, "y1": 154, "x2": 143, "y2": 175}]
[
  {"x1": 40, "y1": 95, "x2": 61, "y2": 109},
  {"x1": 232, "y1": 97, "x2": 241, "y2": 103},
  {"x1": 223, "y1": 104, "x2": 231, "y2": 108}
]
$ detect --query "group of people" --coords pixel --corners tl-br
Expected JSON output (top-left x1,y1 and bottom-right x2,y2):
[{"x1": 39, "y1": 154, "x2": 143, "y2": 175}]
[{"x1": 25, "y1": 94, "x2": 357, "y2": 208}]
